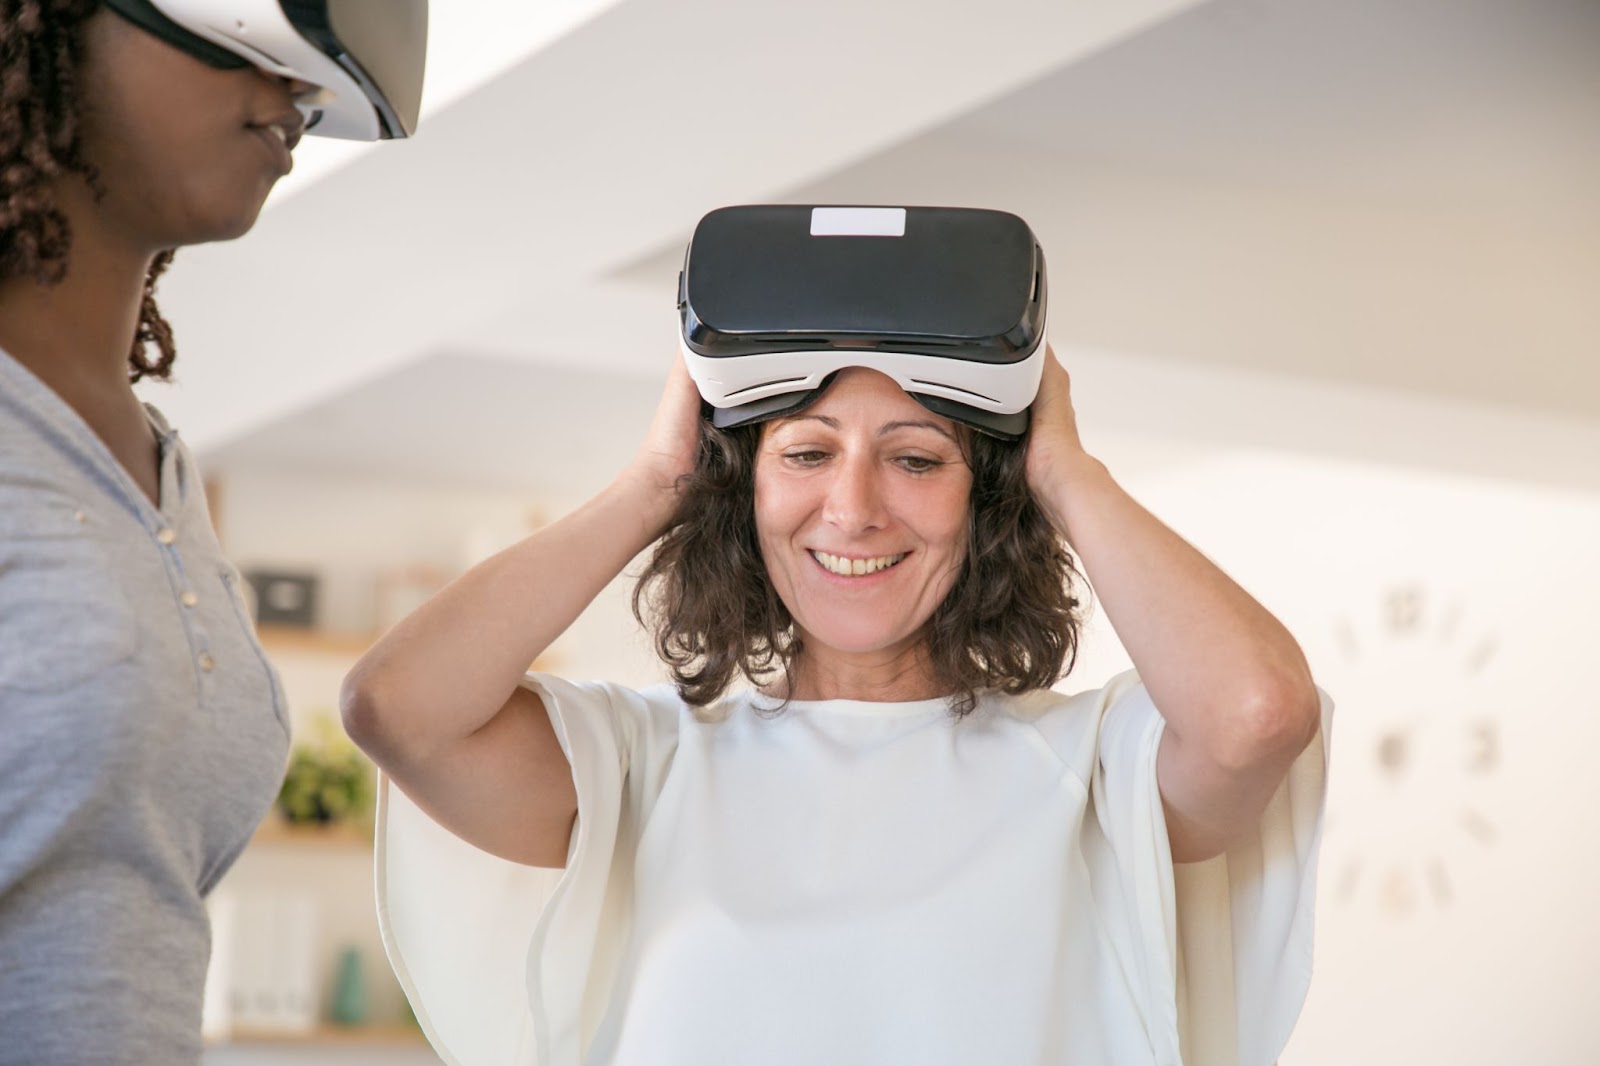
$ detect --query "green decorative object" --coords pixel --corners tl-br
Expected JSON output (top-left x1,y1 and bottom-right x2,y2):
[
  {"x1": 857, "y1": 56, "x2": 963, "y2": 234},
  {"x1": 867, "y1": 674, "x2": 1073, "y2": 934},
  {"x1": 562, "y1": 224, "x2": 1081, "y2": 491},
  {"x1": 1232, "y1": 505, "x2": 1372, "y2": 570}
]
[
  {"x1": 276, "y1": 713, "x2": 374, "y2": 827},
  {"x1": 329, "y1": 945, "x2": 369, "y2": 1026}
]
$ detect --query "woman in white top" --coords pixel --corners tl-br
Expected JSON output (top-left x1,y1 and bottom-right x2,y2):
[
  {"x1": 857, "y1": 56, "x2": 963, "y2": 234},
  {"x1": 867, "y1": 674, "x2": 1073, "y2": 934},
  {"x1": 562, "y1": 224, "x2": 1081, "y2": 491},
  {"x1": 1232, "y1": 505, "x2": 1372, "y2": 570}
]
[{"x1": 344, "y1": 352, "x2": 1332, "y2": 1066}]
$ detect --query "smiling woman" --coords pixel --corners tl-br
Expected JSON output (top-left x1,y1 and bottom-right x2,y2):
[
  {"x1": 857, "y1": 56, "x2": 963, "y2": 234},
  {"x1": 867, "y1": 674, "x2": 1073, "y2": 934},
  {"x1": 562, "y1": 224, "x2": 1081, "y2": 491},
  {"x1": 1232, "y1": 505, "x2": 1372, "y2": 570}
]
[
  {"x1": 0, "y1": 3, "x2": 419, "y2": 1064},
  {"x1": 347, "y1": 331, "x2": 1333, "y2": 1064}
]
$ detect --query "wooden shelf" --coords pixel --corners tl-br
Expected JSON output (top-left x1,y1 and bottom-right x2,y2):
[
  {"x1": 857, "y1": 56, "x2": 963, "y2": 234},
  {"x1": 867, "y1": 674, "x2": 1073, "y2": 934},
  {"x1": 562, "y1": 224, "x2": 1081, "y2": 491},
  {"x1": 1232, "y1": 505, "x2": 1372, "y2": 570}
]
[
  {"x1": 211, "y1": 1023, "x2": 426, "y2": 1047},
  {"x1": 251, "y1": 817, "x2": 374, "y2": 850},
  {"x1": 256, "y1": 624, "x2": 562, "y2": 674},
  {"x1": 256, "y1": 625, "x2": 377, "y2": 657}
]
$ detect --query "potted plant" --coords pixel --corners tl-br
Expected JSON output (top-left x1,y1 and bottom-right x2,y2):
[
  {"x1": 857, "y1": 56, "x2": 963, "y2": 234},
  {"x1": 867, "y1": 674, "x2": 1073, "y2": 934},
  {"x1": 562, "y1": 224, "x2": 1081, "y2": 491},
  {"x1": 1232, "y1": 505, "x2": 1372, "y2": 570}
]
[{"x1": 275, "y1": 714, "x2": 375, "y2": 831}]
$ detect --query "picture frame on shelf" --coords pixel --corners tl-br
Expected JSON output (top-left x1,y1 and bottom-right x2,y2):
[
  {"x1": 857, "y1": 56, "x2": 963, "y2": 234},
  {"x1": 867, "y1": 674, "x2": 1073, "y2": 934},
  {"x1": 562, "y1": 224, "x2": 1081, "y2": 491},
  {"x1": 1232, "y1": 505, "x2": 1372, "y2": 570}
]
[{"x1": 244, "y1": 568, "x2": 321, "y2": 629}]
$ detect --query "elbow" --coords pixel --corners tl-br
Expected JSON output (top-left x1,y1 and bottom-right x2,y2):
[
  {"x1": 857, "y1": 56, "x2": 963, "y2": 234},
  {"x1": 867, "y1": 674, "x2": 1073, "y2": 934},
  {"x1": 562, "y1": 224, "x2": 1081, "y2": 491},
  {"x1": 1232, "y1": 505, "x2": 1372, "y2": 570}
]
[
  {"x1": 339, "y1": 664, "x2": 394, "y2": 759},
  {"x1": 1211, "y1": 675, "x2": 1323, "y2": 773},
  {"x1": 341, "y1": 659, "x2": 447, "y2": 770}
]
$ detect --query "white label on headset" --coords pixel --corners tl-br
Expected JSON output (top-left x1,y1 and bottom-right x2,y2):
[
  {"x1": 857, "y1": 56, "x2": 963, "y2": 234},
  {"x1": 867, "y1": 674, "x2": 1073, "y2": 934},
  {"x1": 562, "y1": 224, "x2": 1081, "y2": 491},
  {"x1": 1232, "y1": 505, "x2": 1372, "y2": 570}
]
[{"x1": 810, "y1": 207, "x2": 906, "y2": 237}]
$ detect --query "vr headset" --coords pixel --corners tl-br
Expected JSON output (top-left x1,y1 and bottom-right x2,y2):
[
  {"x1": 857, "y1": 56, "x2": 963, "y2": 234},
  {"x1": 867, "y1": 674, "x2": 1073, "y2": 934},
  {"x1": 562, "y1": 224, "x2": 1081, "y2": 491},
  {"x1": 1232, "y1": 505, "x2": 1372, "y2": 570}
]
[
  {"x1": 103, "y1": 0, "x2": 427, "y2": 140},
  {"x1": 679, "y1": 205, "x2": 1048, "y2": 440}
]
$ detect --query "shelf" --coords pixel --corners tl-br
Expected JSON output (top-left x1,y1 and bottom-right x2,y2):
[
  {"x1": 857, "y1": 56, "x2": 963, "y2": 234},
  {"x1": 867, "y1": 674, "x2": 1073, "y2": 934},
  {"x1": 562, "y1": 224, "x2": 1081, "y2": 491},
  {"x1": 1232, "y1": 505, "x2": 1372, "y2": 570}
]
[
  {"x1": 256, "y1": 624, "x2": 563, "y2": 675},
  {"x1": 256, "y1": 624, "x2": 377, "y2": 657},
  {"x1": 211, "y1": 1023, "x2": 426, "y2": 1048},
  {"x1": 251, "y1": 818, "x2": 374, "y2": 850}
]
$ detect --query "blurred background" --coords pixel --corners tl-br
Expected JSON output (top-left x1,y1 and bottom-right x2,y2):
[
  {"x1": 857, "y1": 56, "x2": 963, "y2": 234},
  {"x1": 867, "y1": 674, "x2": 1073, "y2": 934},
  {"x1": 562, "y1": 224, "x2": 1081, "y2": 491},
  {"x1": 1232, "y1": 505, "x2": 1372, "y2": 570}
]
[{"x1": 156, "y1": 0, "x2": 1600, "y2": 1062}]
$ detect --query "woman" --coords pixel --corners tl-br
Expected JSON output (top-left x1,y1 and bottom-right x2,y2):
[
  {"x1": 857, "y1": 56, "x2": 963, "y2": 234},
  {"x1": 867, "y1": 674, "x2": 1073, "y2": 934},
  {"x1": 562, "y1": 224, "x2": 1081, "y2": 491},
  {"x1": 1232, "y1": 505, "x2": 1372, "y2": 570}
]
[
  {"x1": 0, "y1": 4, "x2": 309, "y2": 1062},
  {"x1": 348, "y1": 349, "x2": 1332, "y2": 1066}
]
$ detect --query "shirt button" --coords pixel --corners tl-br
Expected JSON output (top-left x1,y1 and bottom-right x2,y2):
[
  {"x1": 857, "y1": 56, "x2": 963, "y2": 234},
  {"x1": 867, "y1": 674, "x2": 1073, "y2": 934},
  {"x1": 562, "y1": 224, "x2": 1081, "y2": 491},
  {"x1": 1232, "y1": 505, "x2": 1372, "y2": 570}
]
[
  {"x1": 74, "y1": 510, "x2": 87, "y2": 524},
  {"x1": 198, "y1": 652, "x2": 215, "y2": 672},
  {"x1": 157, "y1": 528, "x2": 177, "y2": 545},
  {"x1": 181, "y1": 591, "x2": 199, "y2": 608}
]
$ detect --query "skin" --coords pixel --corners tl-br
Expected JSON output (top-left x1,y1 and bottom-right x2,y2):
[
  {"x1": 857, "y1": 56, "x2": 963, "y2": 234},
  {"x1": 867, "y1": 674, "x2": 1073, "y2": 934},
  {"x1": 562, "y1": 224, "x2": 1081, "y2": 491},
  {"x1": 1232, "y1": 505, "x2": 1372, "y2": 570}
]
[
  {"x1": 346, "y1": 350, "x2": 1322, "y2": 868},
  {"x1": 0, "y1": 10, "x2": 308, "y2": 505},
  {"x1": 754, "y1": 368, "x2": 972, "y2": 702}
]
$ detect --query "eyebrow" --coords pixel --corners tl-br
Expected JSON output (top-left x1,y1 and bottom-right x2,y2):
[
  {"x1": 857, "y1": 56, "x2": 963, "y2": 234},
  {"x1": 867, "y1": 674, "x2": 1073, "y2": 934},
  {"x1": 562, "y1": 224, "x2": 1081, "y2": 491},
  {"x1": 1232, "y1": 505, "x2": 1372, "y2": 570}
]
[{"x1": 776, "y1": 415, "x2": 958, "y2": 443}]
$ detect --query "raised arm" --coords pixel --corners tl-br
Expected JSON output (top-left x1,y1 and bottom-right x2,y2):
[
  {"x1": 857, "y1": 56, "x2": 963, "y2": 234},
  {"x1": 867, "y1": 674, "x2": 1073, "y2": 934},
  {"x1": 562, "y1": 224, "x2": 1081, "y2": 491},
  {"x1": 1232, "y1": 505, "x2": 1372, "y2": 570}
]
[
  {"x1": 1025, "y1": 349, "x2": 1322, "y2": 864},
  {"x1": 340, "y1": 358, "x2": 702, "y2": 866}
]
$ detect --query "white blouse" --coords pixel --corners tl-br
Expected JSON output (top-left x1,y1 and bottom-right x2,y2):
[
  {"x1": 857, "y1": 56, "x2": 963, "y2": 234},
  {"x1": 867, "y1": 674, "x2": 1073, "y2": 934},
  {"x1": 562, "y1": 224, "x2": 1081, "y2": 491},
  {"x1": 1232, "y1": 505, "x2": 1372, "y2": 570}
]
[{"x1": 376, "y1": 671, "x2": 1331, "y2": 1065}]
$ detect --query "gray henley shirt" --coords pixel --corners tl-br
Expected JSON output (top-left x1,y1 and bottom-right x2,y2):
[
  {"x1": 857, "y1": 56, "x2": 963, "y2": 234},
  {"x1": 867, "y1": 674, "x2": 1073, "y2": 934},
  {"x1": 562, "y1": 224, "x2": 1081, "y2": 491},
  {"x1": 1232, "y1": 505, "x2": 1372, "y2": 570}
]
[{"x1": 1, "y1": 347, "x2": 291, "y2": 1064}]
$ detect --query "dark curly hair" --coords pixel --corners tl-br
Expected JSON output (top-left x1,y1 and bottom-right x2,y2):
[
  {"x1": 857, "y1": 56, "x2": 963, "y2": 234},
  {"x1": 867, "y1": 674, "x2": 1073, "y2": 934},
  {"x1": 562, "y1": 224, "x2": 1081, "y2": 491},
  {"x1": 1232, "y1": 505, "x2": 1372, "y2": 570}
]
[
  {"x1": 633, "y1": 416, "x2": 1086, "y2": 716},
  {"x1": 1, "y1": 0, "x2": 178, "y2": 382}
]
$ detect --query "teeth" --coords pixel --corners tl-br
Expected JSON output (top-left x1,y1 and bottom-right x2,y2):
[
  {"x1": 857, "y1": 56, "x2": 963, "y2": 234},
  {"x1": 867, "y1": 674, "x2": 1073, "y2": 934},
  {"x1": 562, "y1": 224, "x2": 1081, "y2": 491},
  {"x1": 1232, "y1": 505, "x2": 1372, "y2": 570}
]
[
  {"x1": 267, "y1": 125, "x2": 287, "y2": 144},
  {"x1": 811, "y1": 551, "x2": 906, "y2": 576}
]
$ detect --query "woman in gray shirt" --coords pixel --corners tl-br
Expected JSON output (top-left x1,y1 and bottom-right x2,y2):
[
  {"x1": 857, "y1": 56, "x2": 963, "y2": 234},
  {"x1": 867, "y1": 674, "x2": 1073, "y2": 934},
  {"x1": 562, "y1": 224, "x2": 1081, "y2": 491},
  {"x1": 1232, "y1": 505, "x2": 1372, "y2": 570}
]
[{"x1": 2, "y1": 5, "x2": 307, "y2": 1062}]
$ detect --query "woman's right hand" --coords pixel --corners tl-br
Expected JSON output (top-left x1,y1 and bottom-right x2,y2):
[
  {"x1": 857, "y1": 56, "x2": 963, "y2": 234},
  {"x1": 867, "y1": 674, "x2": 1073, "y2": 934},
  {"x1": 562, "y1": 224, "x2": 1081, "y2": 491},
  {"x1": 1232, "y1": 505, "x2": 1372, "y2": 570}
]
[{"x1": 625, "y1": 353, "x2": 705, "y2": 509}]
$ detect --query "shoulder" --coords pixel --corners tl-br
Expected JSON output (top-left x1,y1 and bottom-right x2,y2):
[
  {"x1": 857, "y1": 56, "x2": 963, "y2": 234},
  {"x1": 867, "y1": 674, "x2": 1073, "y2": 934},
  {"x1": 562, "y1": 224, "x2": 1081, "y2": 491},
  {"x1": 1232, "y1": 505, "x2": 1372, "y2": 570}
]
[
  {"x1": 0, "y1": 394, "x2": 66, "y2": 480},
  {"x1": 0, "y1": 359, "x2": 79, "y2": 466},
  {"x1": 989, "y1": 670, "x2": 1146, "y2": 725},
  {"x1": 987, "y1": 671, "x2": 1154, "y2": 773},
  {"x1": 519, "y1": 673, "x2": 689, "y2": 748}
]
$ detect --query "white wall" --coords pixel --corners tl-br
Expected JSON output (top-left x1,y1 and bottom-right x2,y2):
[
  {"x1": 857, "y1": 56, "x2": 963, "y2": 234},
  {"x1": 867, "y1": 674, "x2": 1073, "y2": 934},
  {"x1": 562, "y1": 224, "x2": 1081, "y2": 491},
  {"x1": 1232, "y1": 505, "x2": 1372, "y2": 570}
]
[{"x1": 1120, "y1": 451, "x2": 1600, "y2": 1066}]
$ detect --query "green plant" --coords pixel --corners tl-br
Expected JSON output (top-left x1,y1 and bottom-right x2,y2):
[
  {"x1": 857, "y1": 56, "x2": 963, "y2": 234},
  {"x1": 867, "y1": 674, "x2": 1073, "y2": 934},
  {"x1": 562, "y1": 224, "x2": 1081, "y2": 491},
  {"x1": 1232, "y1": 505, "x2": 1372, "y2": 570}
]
[{"x1": 276, "y1": 714, "x2": 374, "y2": 826}]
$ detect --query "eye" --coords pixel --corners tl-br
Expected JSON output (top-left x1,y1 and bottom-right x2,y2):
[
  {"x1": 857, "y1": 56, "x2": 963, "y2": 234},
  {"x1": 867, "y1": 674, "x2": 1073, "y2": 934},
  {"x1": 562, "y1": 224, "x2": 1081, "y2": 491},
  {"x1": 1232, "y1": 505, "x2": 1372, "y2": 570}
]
[
  {"x1": 782, "y1": 450, "x2": 830, "y2": 467},
  {"x1": 894, "y1": 455, "x2": 943, "y2": 474}
]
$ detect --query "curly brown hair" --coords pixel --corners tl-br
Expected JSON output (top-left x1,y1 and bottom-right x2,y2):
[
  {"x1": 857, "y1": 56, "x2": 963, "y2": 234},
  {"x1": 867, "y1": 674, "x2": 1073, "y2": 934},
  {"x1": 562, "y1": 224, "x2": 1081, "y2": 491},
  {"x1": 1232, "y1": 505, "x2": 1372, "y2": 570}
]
[
  {"x1": 1, "y1": 0, "x2": 177, "y2": 382},
  {"x1": 633, "y1": 416, "x2": 1086, "y2": 716}
]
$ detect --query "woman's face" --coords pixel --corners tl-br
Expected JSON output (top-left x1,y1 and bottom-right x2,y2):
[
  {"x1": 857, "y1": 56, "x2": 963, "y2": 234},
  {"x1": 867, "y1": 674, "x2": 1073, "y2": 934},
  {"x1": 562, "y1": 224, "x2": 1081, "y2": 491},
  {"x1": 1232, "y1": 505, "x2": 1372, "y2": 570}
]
[
  {"x1": 71, "y1": 11, "x2": 307, "y2": 250},
  {"x1": 754, "y1": 368, "x2": 973, "y2": 670}
]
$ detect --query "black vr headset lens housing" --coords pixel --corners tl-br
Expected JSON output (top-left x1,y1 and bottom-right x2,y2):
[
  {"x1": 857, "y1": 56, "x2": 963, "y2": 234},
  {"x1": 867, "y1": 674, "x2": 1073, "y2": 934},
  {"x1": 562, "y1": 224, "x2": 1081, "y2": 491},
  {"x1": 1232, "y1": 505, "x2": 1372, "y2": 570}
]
[{"x1": 679, "y1": 205, "x2": 1049, "y2": 441}]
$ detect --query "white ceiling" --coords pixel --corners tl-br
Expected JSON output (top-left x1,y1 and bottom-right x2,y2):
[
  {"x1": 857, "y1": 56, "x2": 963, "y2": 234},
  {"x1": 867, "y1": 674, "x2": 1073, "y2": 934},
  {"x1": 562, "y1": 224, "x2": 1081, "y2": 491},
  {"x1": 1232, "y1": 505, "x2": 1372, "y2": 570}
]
[
  {"x1": 192, "y1": 0, "x2": 1600, "y2": 499},
  {"x1": 205, "y1": 355, "x2": 665, "y2": 501},
  {"x1": 958, "y1": 0, "x2": 1600, "y2": 217}
]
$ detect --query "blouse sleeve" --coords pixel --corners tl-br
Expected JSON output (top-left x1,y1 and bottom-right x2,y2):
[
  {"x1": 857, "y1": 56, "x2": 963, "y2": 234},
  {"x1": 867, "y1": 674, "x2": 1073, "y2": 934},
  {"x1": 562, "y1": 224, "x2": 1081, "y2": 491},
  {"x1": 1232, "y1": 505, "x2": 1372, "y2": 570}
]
[
  {"x1": 374, "y1": 673, "x2": 680, "y2": 1066},
  {"x1": 1090, "y1": 671, "x2": 1334, "y2": 1066}
]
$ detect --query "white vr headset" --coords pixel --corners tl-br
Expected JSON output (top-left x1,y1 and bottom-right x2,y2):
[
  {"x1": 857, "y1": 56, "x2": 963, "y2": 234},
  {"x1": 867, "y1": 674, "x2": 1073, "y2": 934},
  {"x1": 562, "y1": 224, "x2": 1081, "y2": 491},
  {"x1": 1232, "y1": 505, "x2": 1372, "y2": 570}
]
[
  {"x1": 679, "y1": 205, "x2": 1049, "y2": 440},
  {"x1": 103, "y1": 0, "x2": 427, "y2": 141}
]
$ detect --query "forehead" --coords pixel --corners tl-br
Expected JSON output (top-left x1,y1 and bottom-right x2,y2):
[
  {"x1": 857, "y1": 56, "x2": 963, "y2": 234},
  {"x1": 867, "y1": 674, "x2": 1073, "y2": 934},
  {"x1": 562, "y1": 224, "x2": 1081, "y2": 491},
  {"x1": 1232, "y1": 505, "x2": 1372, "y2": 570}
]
[{"x1": 767, "y1": 368, "x2": 959, "y2": 436}]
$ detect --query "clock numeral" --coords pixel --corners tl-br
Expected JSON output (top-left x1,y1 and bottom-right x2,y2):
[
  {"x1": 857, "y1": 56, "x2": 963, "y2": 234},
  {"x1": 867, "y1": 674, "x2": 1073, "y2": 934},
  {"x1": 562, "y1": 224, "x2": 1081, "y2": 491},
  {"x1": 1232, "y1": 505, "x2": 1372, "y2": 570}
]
[
  {"x1": 1384, "y1": 583, "x2": 1425, "y2": 635},
  {"x1": 1427, "y1": 858, "x2": 1452, "y2": 905},
  {"x1": 1337, "y1": 859, "x2": 1362, "y2": 903},
  {"x1": 1468, "y1": 722, "x2": 1498, "y2": 774},
  {"x1": 1376, "y1": 729, "x2": 1410, "y2": 778},
  {"x1": 1461, "y1": 809, "x2": 1496, "y2": 845},
  {"x1": 1465, "y1": 637, "x2": 1498, "y2": 675},
  {"x1": 1381, "y1": 868, "x2": 1414, "y2": 915}
]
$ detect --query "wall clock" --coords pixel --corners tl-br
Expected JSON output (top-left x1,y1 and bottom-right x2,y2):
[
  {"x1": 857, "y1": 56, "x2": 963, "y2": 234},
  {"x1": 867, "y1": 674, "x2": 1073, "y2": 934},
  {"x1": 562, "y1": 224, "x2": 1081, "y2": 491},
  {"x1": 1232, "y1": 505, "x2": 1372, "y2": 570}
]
[{"x1": 1320, "y1": 579, "x2": 1503, "y2": 916}]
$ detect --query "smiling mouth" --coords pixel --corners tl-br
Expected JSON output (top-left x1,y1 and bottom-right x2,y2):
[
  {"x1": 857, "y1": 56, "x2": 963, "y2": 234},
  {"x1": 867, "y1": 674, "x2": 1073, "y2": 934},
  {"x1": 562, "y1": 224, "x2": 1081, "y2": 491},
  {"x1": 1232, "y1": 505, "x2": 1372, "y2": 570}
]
[{"x1": 810, "y1": 550, "x2": 908, "y2": 576}]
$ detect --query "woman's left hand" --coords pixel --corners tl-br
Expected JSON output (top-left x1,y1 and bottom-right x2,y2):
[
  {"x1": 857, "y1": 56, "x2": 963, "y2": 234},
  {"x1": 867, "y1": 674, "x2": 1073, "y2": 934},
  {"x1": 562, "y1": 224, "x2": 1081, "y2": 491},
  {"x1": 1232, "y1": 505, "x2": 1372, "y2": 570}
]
[{"x1": 1023, "y1": 346, "x2": 1098, "y2": 517}]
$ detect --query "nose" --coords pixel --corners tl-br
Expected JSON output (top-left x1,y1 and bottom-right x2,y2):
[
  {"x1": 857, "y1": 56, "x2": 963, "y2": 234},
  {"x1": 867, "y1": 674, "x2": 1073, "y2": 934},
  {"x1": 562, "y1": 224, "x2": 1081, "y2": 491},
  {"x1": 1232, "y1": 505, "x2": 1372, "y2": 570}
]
[
  {"x1": 822, "y1": 454, "x2": 889, "y2": 534},
  {"x1": 251, "y1": 63, "x2": 316, "y2": 94},
  {"x1": 254, "y1": 68, "x2": 320, "y2": 109}
]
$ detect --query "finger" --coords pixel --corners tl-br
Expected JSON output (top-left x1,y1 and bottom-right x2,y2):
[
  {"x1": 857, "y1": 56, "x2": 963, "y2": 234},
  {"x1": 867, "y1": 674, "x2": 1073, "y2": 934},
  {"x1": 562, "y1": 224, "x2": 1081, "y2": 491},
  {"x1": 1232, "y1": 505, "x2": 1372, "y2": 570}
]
[
  {"x1": 668, "y1": 349, "x2": 694, "y2": 383},
  {"x1": 1035, "y1": 346, "x2": 1069, "y2": 402}
]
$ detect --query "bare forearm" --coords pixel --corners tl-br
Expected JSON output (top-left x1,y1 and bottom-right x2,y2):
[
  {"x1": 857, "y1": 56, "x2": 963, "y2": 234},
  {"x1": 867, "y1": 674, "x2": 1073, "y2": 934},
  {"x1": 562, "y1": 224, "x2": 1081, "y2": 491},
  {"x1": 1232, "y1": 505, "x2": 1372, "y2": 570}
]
[
  {"x1": 1038, "y1": 455, "x2": 1317, "y2": 760},
  {"x1": 343, "y1": 470, "x2": 674, "y2": 757}
]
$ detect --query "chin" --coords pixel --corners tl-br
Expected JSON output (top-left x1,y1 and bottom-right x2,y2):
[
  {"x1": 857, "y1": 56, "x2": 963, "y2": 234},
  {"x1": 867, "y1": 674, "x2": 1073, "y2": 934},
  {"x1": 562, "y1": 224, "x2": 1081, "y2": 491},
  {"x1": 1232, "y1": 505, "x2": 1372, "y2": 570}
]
[
  {"x1": 175, "y1": 184, "x2": 273, "y2": 245},
  {"x1": 202, "y1": 202, "x2": 268, "y2": 243},
  {"x1": 798, "y1": 616, "x2": 922, "y2": 659}
]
